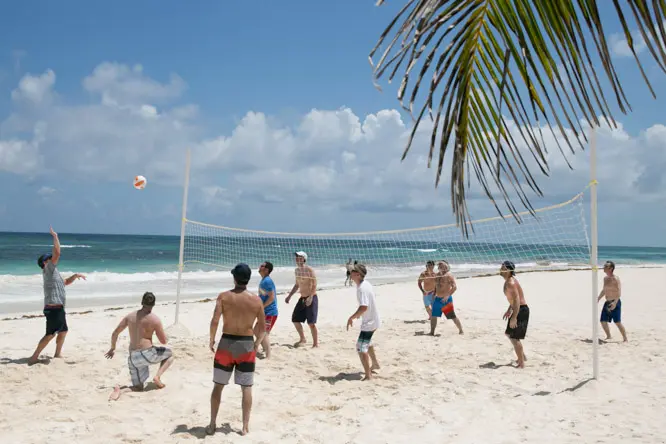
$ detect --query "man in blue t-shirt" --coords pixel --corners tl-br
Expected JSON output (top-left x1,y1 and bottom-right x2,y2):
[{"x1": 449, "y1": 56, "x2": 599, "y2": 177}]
[{"x1": 256, "y1": 261, "x2": 278, "y2": 358}]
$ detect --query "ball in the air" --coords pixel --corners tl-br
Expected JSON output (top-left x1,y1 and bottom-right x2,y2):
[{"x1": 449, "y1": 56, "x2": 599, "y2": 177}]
[{"x1": 133, "y1": 175, "x2": 147, "y2": 190}]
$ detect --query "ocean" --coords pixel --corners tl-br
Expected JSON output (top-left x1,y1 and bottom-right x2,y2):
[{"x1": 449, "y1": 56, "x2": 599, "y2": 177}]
[{"x1": 1, "y1": 231, "x2": 665, "y2": 311}]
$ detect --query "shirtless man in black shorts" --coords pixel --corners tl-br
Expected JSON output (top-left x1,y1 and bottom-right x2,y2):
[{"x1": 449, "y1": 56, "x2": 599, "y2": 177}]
[
  {"x1": 500, "y1": 260, "x2": 529, "y2": 368},
  {"x1": 285, "y1": 251, "x2": 319, "y2": 347}
]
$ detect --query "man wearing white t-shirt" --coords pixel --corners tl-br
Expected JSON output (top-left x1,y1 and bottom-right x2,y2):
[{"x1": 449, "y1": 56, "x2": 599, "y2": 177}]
[{"x1": 347, "y1": 263, "x2": 381, "y2": 381}]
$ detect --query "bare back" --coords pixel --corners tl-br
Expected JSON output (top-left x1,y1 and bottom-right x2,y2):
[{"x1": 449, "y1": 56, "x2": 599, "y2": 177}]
[
  {"x1": 126, "y1": 310, "x2": 166, "y2": 351},
  {"x1": 503, "y1": 277, "x2": 527, "y2": 306},
  {"x1": 217, "y1": 289, "x2": 264, "y2": 336},
  {"x1": 296, "y1": 265, "x2": 317, "y2": 298}
]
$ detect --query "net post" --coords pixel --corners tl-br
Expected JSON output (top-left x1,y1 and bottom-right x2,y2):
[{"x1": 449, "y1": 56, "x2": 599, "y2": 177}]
[
  {"x1": 174, "y1": 148, "x2": 191, "y2": 326},
  {"x1": 590, "y1": 126, "x2": 600, "y2": 380}
]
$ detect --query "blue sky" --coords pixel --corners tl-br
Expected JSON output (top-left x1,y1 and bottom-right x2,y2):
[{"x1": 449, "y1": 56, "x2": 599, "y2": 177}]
[{"x1": 0, "y1": 1, "x2": 665, "y2": 247}]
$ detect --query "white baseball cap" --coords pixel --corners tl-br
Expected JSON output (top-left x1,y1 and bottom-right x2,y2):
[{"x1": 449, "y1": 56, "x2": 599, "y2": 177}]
[{"x1": 295, "y1": 251, "x2": 308, "y2": 260}]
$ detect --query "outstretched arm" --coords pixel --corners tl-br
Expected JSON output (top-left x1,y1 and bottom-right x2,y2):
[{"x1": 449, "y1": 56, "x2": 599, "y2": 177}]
[
  {"x1": 50, "y1": 226, "x2": 61, "y2": 265},
  {"x1": 64, "y1": 273, "x2": 86, "y2": 286},
  {"x1": 105, "y1": 316, "x2": 129, "y2": 358}
]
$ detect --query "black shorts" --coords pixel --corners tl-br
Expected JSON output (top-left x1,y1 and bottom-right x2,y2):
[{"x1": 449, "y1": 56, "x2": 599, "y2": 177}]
[
  {"x1": 44, "y1": 306, "x2": 68, "y2": 336},
  {"x1": 505, "y1": 305, "x2": 529, "y2": 340},
  {"x1": 291, "y1": 295, "x2": 318, "y2": 324}
]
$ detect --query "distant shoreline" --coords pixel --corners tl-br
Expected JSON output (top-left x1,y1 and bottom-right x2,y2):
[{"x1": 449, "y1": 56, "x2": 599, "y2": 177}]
[{"x1": 3, "y1": 264, "x2": 663, "y2": 320}]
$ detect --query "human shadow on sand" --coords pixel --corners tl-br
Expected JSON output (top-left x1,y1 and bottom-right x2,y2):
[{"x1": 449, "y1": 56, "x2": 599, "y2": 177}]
[
  {"x1": 579, "y1": 338, "x2": 608, "y2": 345},
  {"x1": 172, "y1": 423, "x2": 236, "y2": 438},
  {"x1": 0, "y1": 357, "x2": 51, "y2": 366},
  {"x1": 403, "y1": 320, "x2": 428, "y2": 324},
  {"x1": 414, "y1": 331, "x2": 440, "y2": 337},
  {"x1": 479, "y1": 361, "x2": 516, "y2": 370},
  {"x1": 319, "y1": 372, "x2": 364, "y2": 385}
]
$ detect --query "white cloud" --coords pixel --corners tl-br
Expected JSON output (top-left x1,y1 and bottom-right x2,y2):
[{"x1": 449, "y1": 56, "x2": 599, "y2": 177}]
[
  {"x1": 610, "y1": 23, "x2": 666, "y2": 58},
  {"x1": 82, "y1": 62, "x2": 186, "y2": 106},
  {"x1": 11, "y1": 69, "x2": 56, "y2": 105},
  {"x1": 0, "y1": 62, "x2": 665, "y2": 224},
  {"x1": 37, "y1": 186, "x2": 56, "y2": 196}
]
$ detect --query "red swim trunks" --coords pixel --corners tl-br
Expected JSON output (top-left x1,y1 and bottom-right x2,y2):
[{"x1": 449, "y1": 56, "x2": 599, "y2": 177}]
[{"x1": 265, "y1": 315, "x2": 278, "y2": 333}]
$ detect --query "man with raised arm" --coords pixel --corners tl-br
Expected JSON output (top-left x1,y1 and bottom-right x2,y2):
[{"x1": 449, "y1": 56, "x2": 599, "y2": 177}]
[
  {"x1": 28, "y1": 226, "x2": 86, "y2": 365},
  {"x1": 418, "y1": 261, "x2": 437, "y2": 320},
  {"x1": 347, "y1": 263, "x2": 381, "y2": 381},
  {"x1": 207, "y1": 263, "x2": 266, "y2": 437},
  {"x1": 500, "y1": 260, "x2": 529, "y2": 368},
  {"x1": 598, "y1": 260, "x2": 628, "y2": 342},
  {"x1": 284, "y1": 251, "x2": 319, "y2": 347},
  {"x1": 104, "y1": 292, "x2": 175, "y2": 401},
  {"x1": 430, "y1": 261, "x2": 464, "y2": 336},
  {"x1": 256, "y1": 261, "x2": 278, "y2": 358}
]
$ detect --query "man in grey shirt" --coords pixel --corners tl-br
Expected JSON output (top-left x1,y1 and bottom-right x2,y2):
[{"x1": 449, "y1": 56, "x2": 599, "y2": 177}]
[{"x1": 28, "y1": 227, "x2": 86, "y2": 365}]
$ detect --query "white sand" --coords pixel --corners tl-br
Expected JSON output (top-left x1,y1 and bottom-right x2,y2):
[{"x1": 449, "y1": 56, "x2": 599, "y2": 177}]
[{"x1": 1, "y1": 267, "x2": 665, "y2": 444}]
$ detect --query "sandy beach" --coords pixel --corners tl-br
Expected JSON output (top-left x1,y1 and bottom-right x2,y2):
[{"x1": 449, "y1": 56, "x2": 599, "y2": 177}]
[{"x1": 1, "y1": 266, "x2": 665, "y2": 444}]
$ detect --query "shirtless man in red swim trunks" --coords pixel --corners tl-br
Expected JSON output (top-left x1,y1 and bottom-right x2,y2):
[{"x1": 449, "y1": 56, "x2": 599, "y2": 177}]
[{"x1": 207, "y1": 263, "x2": 266, "y2": 436}]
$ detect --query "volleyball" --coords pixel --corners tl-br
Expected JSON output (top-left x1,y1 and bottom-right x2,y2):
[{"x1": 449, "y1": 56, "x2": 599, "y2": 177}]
[{"x1": 133, "y1": 175, "x2": 147, "y2": 190}]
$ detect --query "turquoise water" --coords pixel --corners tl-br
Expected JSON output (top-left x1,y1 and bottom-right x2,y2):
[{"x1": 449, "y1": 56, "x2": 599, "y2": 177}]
[
  {"x1": 1, "y1": 231, "x2": 664, "y2": 307},
  {"x1": 1, "y1": 231, "x2": 666, "y2": 276}
]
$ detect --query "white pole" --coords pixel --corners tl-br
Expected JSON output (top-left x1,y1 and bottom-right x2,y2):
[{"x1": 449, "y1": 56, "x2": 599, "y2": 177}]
[
  {"x1": 174, "y1": 148, "x2": 191, "y2": 325},
  {"x1": 590, "y1": 126, "x2": 599, "y2": 380}
]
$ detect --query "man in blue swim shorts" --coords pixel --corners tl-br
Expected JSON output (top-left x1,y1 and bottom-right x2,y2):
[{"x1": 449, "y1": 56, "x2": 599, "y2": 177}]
[
  {"x1": 430, "y1": 261, "x2": 464, "y2": 336},
  {"x1": 597, "y1": 261, "x2": 628, "y2": 342},
  {"x1": 418, "y1": 261, "x2": 436, "y2": 319}
]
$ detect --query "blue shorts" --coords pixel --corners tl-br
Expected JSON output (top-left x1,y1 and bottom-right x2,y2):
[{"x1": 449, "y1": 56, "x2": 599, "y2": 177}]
[
  {"x1": 432, "y1": 296, "x2": 456, "y2": 319},
  {"x1": 600, "y1": 299, "x2": 622, "y2": 323},
  {"x1": 423, "y1": 292, "x2": 434, "y2": 307}
]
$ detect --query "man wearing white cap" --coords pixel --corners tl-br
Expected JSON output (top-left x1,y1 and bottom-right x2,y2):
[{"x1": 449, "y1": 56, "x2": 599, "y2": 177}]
[{"x1": 285, "y1": 251, "x2": 319, "y2": 347}]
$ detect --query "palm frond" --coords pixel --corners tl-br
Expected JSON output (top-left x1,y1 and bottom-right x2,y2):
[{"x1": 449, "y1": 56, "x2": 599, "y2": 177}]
[{"x1": 370, "y1": 0, "x2": 666, "y2": 236}]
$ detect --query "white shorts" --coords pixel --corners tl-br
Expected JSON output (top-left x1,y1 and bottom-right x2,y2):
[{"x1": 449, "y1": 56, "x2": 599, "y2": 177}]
[{"x1": 128, "y1": 346, "x2": 172, "y2": 386}]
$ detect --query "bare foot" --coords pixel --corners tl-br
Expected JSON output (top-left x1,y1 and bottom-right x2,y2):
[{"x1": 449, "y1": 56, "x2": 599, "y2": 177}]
[
  {"x1": 53, "y1": 354, "x2": 63, "y2": 359},
  {"x1": 516, "y1": 361, "x2": 525, "y2": 369},
  {"x1": 109, "y1": 385, "x2": 121, "y2": 401},
  {"x1": 153, "y1": 377, "x2": 165, "y2": 389},
  {"x1": 241, "y1": 426, "x2": 249, "y2": 435},
  {"x1": 294, "y1": 340, "x2": 306, "y2": 348},
  {"x1": 459, "y1": 330, "x2": 464, "y2": 335},
  {"x1": 27, "y1": 357, "x2": 38, "y2": 366},
  {"x1": 205, "y1": 424, "x2": 216, "y2": 436},
  {"x1": 312, "y1": 343, "x2": 319, "y2": 348},
  {"x1": 362, "y1": 375, "x2": 373, "y2": 381},
  {"x1": 370, "y1": 364, "x2": 380, "y2": 373}
]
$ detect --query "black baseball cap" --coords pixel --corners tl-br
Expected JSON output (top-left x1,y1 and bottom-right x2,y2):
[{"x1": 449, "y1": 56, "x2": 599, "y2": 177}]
[
  {"x1": 231, "y1": 263, "x2": 252, "y2": 284},
  {"x1": 37, "y1": 254, "x2": 52, "y2": 269}
]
